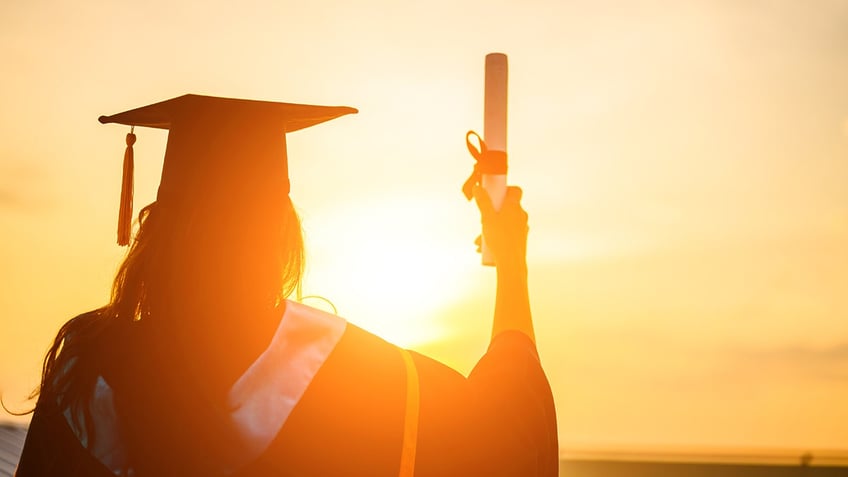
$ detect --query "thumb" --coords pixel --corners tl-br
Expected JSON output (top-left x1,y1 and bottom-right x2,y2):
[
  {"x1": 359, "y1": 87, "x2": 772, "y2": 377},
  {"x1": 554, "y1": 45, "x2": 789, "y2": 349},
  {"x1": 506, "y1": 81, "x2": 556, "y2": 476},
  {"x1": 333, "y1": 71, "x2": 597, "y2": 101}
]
[{"x1": 504, "y1": 186, "x2": 523, "y2": 205}]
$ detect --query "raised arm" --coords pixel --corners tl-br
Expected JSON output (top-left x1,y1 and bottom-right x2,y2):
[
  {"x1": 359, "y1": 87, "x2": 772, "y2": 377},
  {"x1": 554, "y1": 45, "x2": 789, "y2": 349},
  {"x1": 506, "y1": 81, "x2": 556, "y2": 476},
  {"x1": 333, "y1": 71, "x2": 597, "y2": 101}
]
[{"x1": 473, "y1": 185, "x2": 534, "y2": 344}]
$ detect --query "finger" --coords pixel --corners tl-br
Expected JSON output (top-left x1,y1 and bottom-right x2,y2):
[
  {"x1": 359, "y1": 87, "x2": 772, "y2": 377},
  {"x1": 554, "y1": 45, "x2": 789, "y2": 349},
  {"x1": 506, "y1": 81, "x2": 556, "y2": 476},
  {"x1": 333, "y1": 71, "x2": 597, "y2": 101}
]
[
  {"x1": 474, "y1": 235, "x2": 482, "y2": 247},
  {"x1": 504, "y1": 186, "x2": 523, "y2": 204},
  {"x1": 473, "y1": 185, "x2": 495, "y2": 218}
]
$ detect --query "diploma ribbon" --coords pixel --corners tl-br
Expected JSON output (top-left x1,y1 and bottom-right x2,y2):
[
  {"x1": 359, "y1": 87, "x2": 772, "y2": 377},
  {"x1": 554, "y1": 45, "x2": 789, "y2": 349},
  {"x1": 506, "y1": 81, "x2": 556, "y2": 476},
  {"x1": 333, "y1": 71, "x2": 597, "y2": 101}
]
[{"x1": 462, "y1": 130, "x2": 507, "y2": 200}]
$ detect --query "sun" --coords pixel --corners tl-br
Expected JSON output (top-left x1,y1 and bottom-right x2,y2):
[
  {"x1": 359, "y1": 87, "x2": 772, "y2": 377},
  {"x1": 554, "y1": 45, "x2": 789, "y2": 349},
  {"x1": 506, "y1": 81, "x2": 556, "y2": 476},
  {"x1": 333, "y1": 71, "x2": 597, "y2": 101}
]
[{"x1": 298, "y1": 195, "x2": 477, "y2": 348}]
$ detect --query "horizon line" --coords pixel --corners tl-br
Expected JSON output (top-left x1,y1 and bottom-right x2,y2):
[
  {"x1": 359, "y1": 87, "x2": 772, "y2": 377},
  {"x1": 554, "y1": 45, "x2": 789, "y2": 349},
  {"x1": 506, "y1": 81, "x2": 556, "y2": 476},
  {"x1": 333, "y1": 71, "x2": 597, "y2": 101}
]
[{"x1": 560, "y1": 445, "x2": 848, "y2": 467}]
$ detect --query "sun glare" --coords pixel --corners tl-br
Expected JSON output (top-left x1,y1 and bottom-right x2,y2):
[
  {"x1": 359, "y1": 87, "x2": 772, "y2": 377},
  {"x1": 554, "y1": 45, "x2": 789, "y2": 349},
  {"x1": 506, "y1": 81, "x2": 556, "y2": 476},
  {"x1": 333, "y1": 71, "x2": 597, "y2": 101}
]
[{"x1": 299, "y1": 196, "x2": 477, "y2": 348}]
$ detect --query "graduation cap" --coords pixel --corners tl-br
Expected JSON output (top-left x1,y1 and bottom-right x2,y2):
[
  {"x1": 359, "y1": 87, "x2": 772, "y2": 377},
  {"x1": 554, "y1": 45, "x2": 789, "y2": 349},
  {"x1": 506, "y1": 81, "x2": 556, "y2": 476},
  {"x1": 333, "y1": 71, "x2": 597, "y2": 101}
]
[{"x1": 99, "y1": 94, "x2": 357, "y2": 245}]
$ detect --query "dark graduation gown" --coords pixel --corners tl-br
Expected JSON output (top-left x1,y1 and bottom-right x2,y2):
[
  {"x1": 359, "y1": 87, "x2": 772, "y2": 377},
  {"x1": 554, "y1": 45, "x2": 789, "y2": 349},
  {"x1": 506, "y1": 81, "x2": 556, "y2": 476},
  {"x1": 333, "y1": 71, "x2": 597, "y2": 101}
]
[{"x1": 17, "y1": 301, "x2": 558, "y2": 477}]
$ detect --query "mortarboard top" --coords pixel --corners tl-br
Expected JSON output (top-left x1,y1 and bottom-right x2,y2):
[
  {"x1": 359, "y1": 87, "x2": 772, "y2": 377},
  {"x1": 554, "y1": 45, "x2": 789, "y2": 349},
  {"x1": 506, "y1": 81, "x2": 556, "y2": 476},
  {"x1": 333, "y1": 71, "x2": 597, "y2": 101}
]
[
  {"x1": 99, "y1": 94, "x2": 358, "y2": 132},
  {"x1": 99, "y1": 94, "x2": 357, "y2": 245}
]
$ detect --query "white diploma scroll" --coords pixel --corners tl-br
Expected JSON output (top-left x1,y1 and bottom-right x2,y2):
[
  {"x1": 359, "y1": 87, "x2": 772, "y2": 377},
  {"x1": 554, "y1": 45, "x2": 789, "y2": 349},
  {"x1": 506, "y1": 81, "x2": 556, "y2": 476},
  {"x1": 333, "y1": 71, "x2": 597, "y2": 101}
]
[{"x1": 481, "y1": 53, "x2": 508, "y2": 266}]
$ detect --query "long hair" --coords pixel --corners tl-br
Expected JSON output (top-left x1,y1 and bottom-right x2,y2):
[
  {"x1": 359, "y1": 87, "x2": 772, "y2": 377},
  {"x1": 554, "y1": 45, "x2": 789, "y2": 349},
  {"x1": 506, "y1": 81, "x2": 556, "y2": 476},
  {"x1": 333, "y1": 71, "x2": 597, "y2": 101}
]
[{"x1": 30, "y1": 191, "x2": 305, "y2": 468}]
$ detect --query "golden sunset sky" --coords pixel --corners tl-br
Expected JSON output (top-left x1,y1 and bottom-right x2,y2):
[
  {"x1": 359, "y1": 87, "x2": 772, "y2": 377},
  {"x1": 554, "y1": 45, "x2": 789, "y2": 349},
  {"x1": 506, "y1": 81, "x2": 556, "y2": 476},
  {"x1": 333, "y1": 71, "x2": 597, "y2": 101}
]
[{"x1": 1, "y1": 0, "x2": 847, "y2": 457}]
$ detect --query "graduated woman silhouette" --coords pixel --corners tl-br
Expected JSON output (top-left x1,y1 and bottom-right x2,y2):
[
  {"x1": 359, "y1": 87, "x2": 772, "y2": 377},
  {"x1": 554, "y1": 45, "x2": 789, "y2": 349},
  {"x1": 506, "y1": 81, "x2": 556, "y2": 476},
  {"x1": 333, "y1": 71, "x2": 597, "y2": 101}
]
[{"x1": 15, "y1": 94, "x2": 558, "y2": 476}]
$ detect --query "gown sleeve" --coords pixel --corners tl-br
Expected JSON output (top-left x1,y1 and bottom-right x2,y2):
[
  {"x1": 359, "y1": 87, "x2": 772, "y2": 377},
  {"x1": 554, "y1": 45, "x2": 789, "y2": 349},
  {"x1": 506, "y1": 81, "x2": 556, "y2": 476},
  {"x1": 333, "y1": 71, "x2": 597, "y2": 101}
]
[
  {"x1": 409, "y1": 330, "x2": 557, "y2": 477},
  {"x1": 464, "y1": 330, "x2": 559, "y2": 477}
]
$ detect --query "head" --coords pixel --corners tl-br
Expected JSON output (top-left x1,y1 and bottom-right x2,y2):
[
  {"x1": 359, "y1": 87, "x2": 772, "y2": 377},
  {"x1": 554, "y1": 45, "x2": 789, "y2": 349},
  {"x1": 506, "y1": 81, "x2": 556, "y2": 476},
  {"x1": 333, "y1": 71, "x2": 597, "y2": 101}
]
[
  {"x1": 99, "y1": 94, "x2": 355, "y2": 334},
  {"x1": 114, "y1": 118, "x2": 301, "y2": 314}
]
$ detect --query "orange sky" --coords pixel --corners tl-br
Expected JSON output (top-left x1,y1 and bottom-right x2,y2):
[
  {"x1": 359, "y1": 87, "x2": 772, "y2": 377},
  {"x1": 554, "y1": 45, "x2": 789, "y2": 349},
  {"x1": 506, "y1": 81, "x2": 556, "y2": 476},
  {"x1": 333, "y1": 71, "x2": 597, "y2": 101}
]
[{"x1": 1, "y1": 0, "x2": 847, "y2": 456}]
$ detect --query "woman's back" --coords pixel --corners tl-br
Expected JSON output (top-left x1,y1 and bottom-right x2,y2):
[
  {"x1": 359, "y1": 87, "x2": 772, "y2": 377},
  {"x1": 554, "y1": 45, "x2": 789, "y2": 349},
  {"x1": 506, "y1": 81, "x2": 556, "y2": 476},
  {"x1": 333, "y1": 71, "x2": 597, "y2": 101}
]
[{"x1": 18, "y1": 302, "x2": 556, "y2": 477}]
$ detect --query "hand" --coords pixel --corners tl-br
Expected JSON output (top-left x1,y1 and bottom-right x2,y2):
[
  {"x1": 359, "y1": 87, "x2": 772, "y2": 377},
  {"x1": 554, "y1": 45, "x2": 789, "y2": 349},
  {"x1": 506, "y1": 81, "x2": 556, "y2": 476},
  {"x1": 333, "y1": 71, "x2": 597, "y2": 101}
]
[{"x1": 473, "y1": 185, "x2": 528, "y2": 271}]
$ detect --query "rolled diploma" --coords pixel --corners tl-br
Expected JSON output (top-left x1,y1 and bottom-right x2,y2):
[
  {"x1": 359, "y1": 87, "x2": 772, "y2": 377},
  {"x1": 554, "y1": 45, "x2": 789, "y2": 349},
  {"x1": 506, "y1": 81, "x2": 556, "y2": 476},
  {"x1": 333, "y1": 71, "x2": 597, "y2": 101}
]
[{"x1": 481, "y1": 53, "x2": 508, "y2": 266}]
